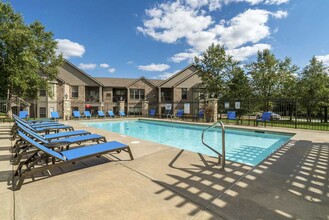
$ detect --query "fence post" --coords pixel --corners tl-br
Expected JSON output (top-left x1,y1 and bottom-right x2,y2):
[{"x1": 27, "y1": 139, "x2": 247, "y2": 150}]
[{"x1": 295, "y1": 98, "x2": 298, "y2": 129}]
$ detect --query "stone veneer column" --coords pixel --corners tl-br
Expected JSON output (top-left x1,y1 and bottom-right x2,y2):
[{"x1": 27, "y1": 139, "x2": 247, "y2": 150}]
[
  {"x1": 63, "y1": 99, "x2": 71, "y2": 120},
  {"x1": 142, "y1": 100, "x2": 149, "y2": 116},
  {"x1": 119, "y1": 100, "x2": 125, "y2": 112},
  {"x1": 207, "y1": 98, "x2": 218, "y2": 123}
]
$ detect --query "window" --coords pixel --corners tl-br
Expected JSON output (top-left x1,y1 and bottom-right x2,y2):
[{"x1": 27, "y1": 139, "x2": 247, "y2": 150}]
[
  {"x1": 39, "y1": 89, "x2": 46, "y2": 97},
  {"x1": 72, "y1": 86, "x2": 78, "y2": 98},
  {"x1": 130, "y1": 89, "x2": 145, "y2": 99},
  {"x1": 39, "y1": 107, "x2": 46, "y2": 118},
  {"x1": 182, "y1": 88, "x2": 188, "y2": 99}
]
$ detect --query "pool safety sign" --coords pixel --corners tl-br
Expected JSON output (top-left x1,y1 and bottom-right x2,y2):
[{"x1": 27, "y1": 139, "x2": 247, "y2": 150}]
[
  {"x1": 184, "y1": 103, "x2": 190, "y2": 114},
  {"x1": 235, "y1": 102, "x2": 240, "y2": 109}
]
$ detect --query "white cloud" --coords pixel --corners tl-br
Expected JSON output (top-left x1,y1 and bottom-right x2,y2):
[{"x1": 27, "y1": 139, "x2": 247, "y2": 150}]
[
  {"x1": 156, "y1": 70, "x2": 180, "y2": 79},
  {"x1": 272, "y1": 10, "x2": 288, "y2": 19},
  {"x1": 139, "y1": 1, "x2": 288, "y2": 65},
  {"x1": 127, "y1": 61, "x2": 134, "y2": 64},
  {"x1": 137, "y1": 1, "x2": 213, "y2": 44},
  {"x1": 100, "y1": 63, "x2": 109, "y2": 68},
  {"x1": 316, "y1": 54, "x2": 329, "y2": 66},
  {"x1": 78, "y1": 63, "x2": 96, "y2": 70},
  {"x1": 264, "y1": 0, "x2": 289, "y2": 5},
  {"x1": 56, "y1": 39, "x2": 85, "y2": 59},
  {"x1": 108, "y1": 68, "x2": 116, "y2": 73},
  {"x1": 138, "y1": 63, "x2": 170, "y2": 71},
  {"x1": 170, "y1": 50, "x2": 199, "y2": 63},
  {"x1": 227, "y1": 43, "x2": 272, "y2": 61},
  {"x1": 213, "y1": 9, "x2": 273, "y2": 49}
]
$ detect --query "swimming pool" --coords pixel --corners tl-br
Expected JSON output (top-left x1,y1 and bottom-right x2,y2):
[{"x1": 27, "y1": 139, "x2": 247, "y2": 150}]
[{"x1": 83, "y1": 120, "x2": 293, "y2": 166}]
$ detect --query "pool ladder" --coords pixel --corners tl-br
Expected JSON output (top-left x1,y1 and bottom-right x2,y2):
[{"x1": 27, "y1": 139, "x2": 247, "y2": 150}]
[{"x1": 201, "y1": 121, "x2": 226, "y2": 170}]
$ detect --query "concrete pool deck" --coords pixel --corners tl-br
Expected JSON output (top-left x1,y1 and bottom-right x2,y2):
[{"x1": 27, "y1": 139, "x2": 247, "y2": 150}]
[{"x1": 0, "y1": 118, "x2": 328, "y2": 219}]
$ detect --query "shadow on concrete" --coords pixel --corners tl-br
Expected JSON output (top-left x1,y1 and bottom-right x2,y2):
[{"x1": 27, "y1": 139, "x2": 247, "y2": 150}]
[
  {"x1": 149, "y1": 140, "x2": 329, "y2": 219},
  {"x1": 151, "y1": 149, "x2": 252, "y2": 218}
]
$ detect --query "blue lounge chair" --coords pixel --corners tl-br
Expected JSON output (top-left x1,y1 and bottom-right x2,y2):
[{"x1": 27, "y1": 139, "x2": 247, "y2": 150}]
[
  {"x1": 108, "y1": 110, "x2": 115, "y2": 118},
  {"x1": 13, "y1": 115, "x2": 65, "y2": 128},
  {"x1": 50, "y1": 112, "x2": 60, "y2": 121},
  {"x1": 149, "y1": 109, "x2": 156, "y2": 117},
  {"x1": 19, "y1": 111, "x2": 28, "y2": 119},
  {"x1": 197, "y1": 110, "x2": 204, "y2": 121},
  {"x1": 119, "y1": 110, "x2": 126, "y2": 117},
  {"x1": 10, "y1": 131, "x2": 134, "y2": 190},
  {"x1": 13, "y1": 115, "x2": 73, "y2": 134},
  {"x1": 176, "y1": 109, "x2": 184, "y2": 119},
  {"x1": 228, "y1": 111, "x2": 236, "y2": 120},
  {"x1": 73, "y1": 111, "x2": 81, "y2": 120},
  {"x1": 12, "y1": 123, "x2": 106, "y2": 164},
  {"x1": 98, "y1": 110, "x2": 105, "y2": 118},
  {"x1": 84, "y1": 111, "x2": 92, "y2": 119},
  {"x1": 256, "y1": 111, "x2": 272, "y2": 127}
]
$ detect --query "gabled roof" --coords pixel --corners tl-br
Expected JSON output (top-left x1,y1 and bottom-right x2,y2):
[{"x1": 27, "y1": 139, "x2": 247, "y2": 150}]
[
  {"x1": 173, "y1": 69, "x2": 200, "y2": 87},
  {"x1": 95, "y1": 77, "x2": 164, "y2": 88},
  {"x1": 126, "y1": 76, "x2": 157, "y2": 88},
  {"x1": 57, "y1": 60, "x2": 103, "y2": 86},
  {"x1": 94, "y1": 77, "x2": 135, "y2": 87},
  {"x1": 159, "y1": 64, "x2": 198, "y2": 88}
]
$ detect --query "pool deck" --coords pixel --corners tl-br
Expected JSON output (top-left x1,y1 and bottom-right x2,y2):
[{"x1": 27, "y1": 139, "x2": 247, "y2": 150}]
[{"x1": 1, "y1": 118, "x2": 328, "y2": 219}]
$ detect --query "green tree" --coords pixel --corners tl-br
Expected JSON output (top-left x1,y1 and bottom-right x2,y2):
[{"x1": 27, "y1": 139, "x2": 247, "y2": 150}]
[
  {"x1": 194, "y1": 44, "x2": 235, "y2": 98},
  {"x1": 246, "y1": 49, "x2": 298, "y2": 111},
  {"x1": 297, "y1": 57, "x2": 329, "y2": 122},
  {"x1": 0, "y1": 2, "x2": 63, "y2": 117},
  {"x1": 225, "y1": 66, "x2": 252, "y2": 100}
]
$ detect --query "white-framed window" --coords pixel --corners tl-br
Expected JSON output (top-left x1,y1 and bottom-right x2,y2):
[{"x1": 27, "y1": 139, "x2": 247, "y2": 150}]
[
  {"x1": 72, "y1": 86, "x2": 78, "y2": 98},
  {"x1": 130, "y1": 89, "x2": 145, "y2": 99}
]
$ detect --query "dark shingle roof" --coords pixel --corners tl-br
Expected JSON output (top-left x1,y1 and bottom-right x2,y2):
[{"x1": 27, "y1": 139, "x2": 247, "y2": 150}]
[{"x1": 95, "y1": 77, "x2": 164, "y2": 87}]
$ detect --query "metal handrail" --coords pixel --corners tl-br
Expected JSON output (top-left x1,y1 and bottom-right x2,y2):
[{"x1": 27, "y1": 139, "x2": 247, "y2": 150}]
[{"x1": 201, "y1": 121, "x2": 226, "y2": 169}]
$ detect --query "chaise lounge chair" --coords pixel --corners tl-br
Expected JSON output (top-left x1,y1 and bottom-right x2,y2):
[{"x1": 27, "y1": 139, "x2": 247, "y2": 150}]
[
  {"x1": 73, "y1": 111, "x2": 81, "y2": 120},
  {"x1": 84, "y1": 111, "x2": 92, "y2": 119},
  {"x1": 255, "y1": 111, "x2": 272, "y2": 127},
  {"x1": 149, "y1": 109, "x2": 156, "y2": 117},
  {"x1": 108, "y1": 110, "x2": 115, "y2": 118},
  {"x1": 176, "y1": 109, "x2": 184, "y2": 119},
  {"x1": 50, "y1": 112, "x2": 60, "y2": 121},
  {"x1": 10, "y1": 131, "x2": 134, "y2": 190},
  {"x1": 119, "y1": 110, "x2": 126, "y2": 117},
  {"x1": 19, "y1": 111, "x2": 29, "y2": 119},
  {"x1": 13, "y1": 115, "x2": 74, "y2": 134},
  {"x1": 12, "y1": 123, "x2": 107, "y2": 164},
  {"x1": 98, "y1": 111, "x2": 105, "y2": 118}
]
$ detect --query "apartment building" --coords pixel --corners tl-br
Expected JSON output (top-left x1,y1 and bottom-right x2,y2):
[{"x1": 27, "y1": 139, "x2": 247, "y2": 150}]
[{"x1": 30, "y1": 60, "x2": 204, "y2": 118}]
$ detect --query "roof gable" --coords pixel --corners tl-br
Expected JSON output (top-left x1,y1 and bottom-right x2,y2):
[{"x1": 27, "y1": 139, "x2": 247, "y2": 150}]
[
  {"x1": 126, "y1": 76, "x2": 156, "y2": 88},
  {"x1": 159, "y1": 64, "x2": 198, "y2": 88},
  {"x1": 57, "y1": 60, "x2": 103, "y2": 86}
]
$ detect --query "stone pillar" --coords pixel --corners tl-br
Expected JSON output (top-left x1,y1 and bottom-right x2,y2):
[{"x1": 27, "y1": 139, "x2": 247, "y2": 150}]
[
  {"x1": 119, "y1": 100, "x2": 125, "y2": 112},
  {"x1": 207, "y1": 98, "x2": 218, "y2": 123},
  {"x1": 158, "y1": 87, "x2": 161, "y2": 115},
  {"x1": 142, "y1": 100, "x2": 149, "y2": 116},
  {"x1": 99, "y1": 86, "x2": 103, "y2": 103},
  {"x1": 63, "y1": 99, "x2": 71, "y2": 120}
]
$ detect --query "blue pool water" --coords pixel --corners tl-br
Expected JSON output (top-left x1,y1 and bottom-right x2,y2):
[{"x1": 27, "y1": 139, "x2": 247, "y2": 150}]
[{"x1": 83, "y1": 120, "x2": 293, "y2": 166}]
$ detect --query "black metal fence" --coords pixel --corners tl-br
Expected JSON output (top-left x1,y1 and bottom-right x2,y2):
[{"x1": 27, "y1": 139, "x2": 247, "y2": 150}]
[{"x1": 218, "y1": 98, "x2": 329, "y2": 131}]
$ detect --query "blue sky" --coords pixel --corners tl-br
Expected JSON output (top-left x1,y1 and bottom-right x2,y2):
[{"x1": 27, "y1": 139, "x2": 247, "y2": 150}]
[{"x1": 6, "y1": 0, "x2": 329, "y2": 79}]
